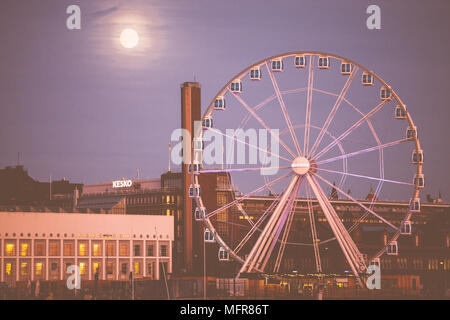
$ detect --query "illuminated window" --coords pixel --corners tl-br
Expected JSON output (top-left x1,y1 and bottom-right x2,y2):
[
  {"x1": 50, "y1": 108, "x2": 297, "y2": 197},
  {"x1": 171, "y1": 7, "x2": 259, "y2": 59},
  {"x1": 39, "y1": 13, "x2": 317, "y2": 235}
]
[
  {"x1": 93, "y1": 262, "x2": 100, "y2": 274},
  {"x1": 134, "y1": 262, "x2": 140, "y2": 275},
  {"x1": 93, "y1": 243, "x2": 101, "y2": 256},
  {"x1": 79, "y1": 243, "x2": 87, "y2": 256},
  {"x1": 20, "y1": 262, "x2": 28, "y2": 276},
  {"x1": 166, "y1": 195, "x2": 170, "y2": 204},
  {"x1": 20, "y1": 243, "x2": 29, "y2": 256},
  {"x1": 166, "y1": 209, "x2": 171, "y2": 216},
  {"x1": 79, "y1": 262, "x2": 87, "y2": 275},
  {"x1": 35, "y1": 263, "x2": 43, "y2": 276},
  {"x1": 147, "y1": 262, "x2": 153, "y2": 278},
  {"x1": 5, "y1": 243, "x2": 15, "y2": 256},
  {"x1": 5, "y1": 263, "x2": 12, "y2": 275}
]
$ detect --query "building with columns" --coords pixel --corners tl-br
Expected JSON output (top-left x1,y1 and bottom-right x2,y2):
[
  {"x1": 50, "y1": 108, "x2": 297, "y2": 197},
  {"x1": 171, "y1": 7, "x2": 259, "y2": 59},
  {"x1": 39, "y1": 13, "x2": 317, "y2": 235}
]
[{"x1": 0, "y1": 212, "x2": 173, "y2": 283}]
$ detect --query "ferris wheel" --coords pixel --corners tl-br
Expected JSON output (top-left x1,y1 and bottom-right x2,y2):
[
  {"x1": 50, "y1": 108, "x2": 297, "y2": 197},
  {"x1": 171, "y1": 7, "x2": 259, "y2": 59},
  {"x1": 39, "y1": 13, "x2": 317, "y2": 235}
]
[{"x1": 189, "y1": 52, "x2": 423, "y2": 287}]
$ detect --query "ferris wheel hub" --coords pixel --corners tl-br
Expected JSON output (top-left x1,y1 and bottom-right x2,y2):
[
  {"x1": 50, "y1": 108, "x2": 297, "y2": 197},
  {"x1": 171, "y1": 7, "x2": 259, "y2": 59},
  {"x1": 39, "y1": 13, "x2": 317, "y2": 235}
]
[{"x1": 291, "y1": 156, "x2": 310, "y2": 175}]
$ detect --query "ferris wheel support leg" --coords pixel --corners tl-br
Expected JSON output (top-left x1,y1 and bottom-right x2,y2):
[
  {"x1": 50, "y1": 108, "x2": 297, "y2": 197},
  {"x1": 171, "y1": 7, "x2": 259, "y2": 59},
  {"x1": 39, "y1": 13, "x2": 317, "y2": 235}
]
[
  {"x1": 306, "y1": 184, "x2": 322, "y2": 273},
  {"x1": 247, "y1": 177, "x2": 299, "y2": 273},
  {"x1": 261, "y1": 181, "x2": 302, "y2": 272},
  {"x1": 306, "y1": 175, "x2": 366, "y2": 288},
  {"x1": 273, "y1": 183, "x2": 301, "y2": 273},
  {"x1": 238, "y1": 176, "x2": 299, "y2": 275}
]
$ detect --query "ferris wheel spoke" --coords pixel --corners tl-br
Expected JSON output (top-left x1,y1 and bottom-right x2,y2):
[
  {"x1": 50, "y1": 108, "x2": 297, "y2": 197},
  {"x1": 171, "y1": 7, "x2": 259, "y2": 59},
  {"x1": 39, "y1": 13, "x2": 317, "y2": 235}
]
[
  {"x1": 205, "y1": 171, "x2": 293, "y2": 219},
  {"x1": 265, "y1": 63, "x2": 302, "y2": 156},
  {"x1": 238, "y1": 94, "x2": 276, "y2": 129},
  {"x1": 273, "y1": 179, "x2": 303, "y2": 273},
  {"x1": 303, "y1": 56, "x2": 315, "y2": 156},
  {"x1": 253, "y1": 176, "x2": 301, "y2": 272},
  {"x1": 306, "y1": 174, "x2": 366, "y2": 286},
  {"x1": 315, "y1": 167, "x2": 414, "y2": 186},
  {"x1": 234, "y1": 190, "x2": 285, "y2": 254},
  {"x1": 199, "y1": 165, "x2": 291, "y2": 174},
  {"x1": 238, "y1": 175, "x2": 299, "y2": 275},
  {"x1": 316, "y1": 138, "x2": 409, "y2": 166},
  {"x1": 238, "y1": 88, "x2": 307, "y2": 130},
  {"x1": 229, "y1": 91, "x2": 297, "y2": 159},
  {"x1": 208, "y1": 128, "x2": 292, "y2": 163},
  {"x1": 314, "y1": 173, "x2": 400, "y2": 231},
  {"x1": 312, "y1": 100, "x2": 389, "y2": 160},
  {"x1": 305, "y1": 182, "x2": 322, "y2": 273},
  {"x1": 308, "y1": 66, "x2": 359, "y2": 158}
]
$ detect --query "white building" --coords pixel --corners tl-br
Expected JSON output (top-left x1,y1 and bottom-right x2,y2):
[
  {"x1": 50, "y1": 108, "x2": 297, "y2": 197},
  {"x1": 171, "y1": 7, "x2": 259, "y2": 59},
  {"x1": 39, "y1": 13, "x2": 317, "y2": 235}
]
[{"x1": 0, "y1": 212, "x2": 173, "y2": 283}]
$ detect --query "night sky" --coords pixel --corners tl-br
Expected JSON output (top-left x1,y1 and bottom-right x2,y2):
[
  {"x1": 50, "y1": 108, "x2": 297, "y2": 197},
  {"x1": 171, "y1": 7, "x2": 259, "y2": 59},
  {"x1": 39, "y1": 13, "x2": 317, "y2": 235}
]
[{"x1": 0, "y1": 0, "x2": 449, "y2": 201}]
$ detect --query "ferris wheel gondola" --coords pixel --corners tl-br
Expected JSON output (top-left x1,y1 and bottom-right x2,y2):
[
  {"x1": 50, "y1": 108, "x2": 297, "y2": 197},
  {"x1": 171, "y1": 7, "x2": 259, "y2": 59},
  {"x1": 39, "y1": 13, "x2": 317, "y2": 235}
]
[{"x1": 192, "y1": 52, "x2": 423, "y2": 288}]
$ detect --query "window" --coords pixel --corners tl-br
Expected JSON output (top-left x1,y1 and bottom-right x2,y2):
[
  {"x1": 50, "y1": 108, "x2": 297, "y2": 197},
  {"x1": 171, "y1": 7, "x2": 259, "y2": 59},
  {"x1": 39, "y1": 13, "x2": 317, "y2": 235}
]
[
  {"x1": 49, "y1": 242, "x2": 59, "y2": 256},
  {"x1": 121, "y1": 263, "x2": 127, "y2": 274},
  {"x1": 5, "y1": 263, "x2": 12, "y2": 275},
  {"x1": 5, "y1": 243, "x2": 15, "y2": 256},
  {"x1": 106, "y1": 262, "x2": 113, "y2": 275},
  {"x1": 20, "y1": 262, "x2": 28, "y2": 276},
  {"x1": 93, "y1": 243, "x2": 101, "y2": 256},
  {"x1": 147, "y1": 245, "x2": 154, "y2": 256},
  {"x1": 134, "y1": 244, "x2": 141, "y2": 256},
  {"x1": 64, "y1": 242, "x2": 74, "y2": 256},
  {"x1": 93, "y1": 262, "x2": 100, "y2": 274},
  {"x1": 106, "y1": 242, "x2": 115, "y2": 256},
  {"x1": 20, "y1": 243, "x2": 29, "y2": 256},
  {"x1": 79, "y1": 243, "x2": 87, "y2": 256},
  {"x1": 51, "y1": 263, "x2": 58, "y2": 271},
  {"x1": 35, "y1": 263, "x2": 43, "y2": 276},
  {"x1": 134, "y1": 262, "x2": 140, "y2": 275},
  {"x1": 160, "y1": 245, "x2": 167, "y2": 257},
  {"x1": 79, "y1": 262, "x2": 87, "y2": 275},
  {"x1": 35, "y1": 242, "x2": 45, "y2": 256},
  {"x1": 147, "y1": 262, "x2": 153, "y2": 278},
  {"x1": 119, "y1": 243, "x2": 128, "y2": 256}
]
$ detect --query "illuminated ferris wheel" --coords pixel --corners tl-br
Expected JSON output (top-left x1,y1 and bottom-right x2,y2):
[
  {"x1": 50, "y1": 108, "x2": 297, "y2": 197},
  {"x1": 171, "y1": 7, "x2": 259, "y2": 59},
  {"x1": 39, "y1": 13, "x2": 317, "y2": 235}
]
[{"x1": 189, "y1": 52, "x2": 423, "y2": 287}]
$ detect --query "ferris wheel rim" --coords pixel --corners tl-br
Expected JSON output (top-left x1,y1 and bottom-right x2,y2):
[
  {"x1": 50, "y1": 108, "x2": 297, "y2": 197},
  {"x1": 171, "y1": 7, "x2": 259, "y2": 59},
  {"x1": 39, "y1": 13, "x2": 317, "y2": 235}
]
[{"x1": 192, "y1": 51, "x2": 423, "y2": 277}]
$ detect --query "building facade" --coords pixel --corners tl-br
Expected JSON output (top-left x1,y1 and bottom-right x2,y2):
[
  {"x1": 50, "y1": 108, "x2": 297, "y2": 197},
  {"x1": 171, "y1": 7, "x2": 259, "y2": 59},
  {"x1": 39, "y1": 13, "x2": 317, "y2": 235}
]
[{"x1": 0, "y1": 212, "x2": 173, "y2": 283}]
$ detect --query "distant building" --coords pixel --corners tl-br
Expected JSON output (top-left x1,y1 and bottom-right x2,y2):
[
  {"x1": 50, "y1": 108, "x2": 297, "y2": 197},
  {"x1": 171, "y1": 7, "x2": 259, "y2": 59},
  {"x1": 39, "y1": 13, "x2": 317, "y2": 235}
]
[{"x1": 0, "y1": 165, "x2": 82, "y2": 210}]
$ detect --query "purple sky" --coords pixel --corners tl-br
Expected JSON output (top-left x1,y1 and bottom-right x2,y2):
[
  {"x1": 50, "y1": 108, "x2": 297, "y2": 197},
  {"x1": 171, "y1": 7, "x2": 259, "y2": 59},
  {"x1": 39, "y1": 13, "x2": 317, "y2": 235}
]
[{"x1": 0, "y1": 0, "x2": 449, "y2": 200}]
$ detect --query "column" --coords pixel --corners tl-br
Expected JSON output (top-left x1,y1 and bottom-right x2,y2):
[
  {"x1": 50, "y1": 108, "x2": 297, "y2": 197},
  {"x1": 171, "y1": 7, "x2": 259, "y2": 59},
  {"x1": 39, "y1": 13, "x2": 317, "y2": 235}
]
[
  {"x1": 45, "y1": 239, "x2": 49, "y2": 281},
  {"x1": 16, "y1": 238, "x2": 19, "y2": 282},
  {"x1": 31, "y1": 238, "x2": 35, "y2": 281},
  {"x1": 60, "y1": 239, "x2": 63, "y2": 280},
  {"x1": 88, "y1": 239, "x2": 92, "y2": 281},
  {"x1": 115, "y1": 240, "x2": 119, "y2": 281},
  {"x1": 102, "y1": 239, "x2": 106, "y2": 281},
  {"x1": 156, "y1": 237, "x2": 160, "y2": 280}
]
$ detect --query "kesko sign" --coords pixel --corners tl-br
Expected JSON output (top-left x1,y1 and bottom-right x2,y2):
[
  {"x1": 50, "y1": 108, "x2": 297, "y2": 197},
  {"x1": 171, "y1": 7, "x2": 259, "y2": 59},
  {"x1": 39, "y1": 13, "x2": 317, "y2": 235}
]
[{"x1": 112, "y1": 179, "x2": 133, "y2": 188}]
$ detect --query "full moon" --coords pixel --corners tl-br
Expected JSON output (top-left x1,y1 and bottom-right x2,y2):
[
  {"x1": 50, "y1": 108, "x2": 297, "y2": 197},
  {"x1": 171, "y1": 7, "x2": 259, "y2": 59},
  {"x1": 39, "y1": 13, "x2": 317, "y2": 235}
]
[{"x1": 120, "y1": 28, "x2": 139, "y2": 49}]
